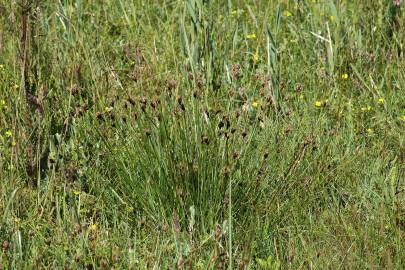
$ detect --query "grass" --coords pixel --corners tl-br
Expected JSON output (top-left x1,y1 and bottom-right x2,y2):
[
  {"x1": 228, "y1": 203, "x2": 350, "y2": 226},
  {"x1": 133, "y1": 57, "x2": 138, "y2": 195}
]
[{"x1": 0, "y1": 0, "x2": 404, "y2": 269}]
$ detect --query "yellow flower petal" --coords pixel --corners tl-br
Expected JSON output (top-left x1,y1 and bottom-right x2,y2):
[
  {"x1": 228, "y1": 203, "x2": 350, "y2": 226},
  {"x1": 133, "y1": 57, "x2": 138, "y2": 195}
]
[
  {"x1": 246, "y1": 34, "x2": 256, "y2": 39},
  {"x1": 253, "y1": 53, "x2": 259, "y2": 62},
  {"x1": 283, "y1": 10, "x2": 292, "y2": 17}
]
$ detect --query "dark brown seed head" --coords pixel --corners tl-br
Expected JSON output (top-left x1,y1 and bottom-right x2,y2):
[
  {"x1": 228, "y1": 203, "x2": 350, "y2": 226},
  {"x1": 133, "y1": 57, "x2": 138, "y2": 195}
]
[
  {"x1": 27, "y1": 93, "x2": 44, "y2": 115},
  {"x1": 150, "y1": 99, "x2": 158, "y2": 110},
  {"x1": 75, "y1": 223, "x2": 82, "y2": 233},
  {"x1": 2, "y1": 240, "x2": 10, "y2": 250},
  {"x1": 126, "y1": 97, "x2": 136, "y2": 106},
  {"x1": 215, "y1": 224, "x2": 221, "y2": 240},
  {"x1": 232, "y1": 151, "x2": 240, "y2": 159},
  {"x1": 279, "y1": 80, "x2": 285, "y2": 90},
  {"x1": 255, "y1": 70, "x2": 264, "y2": 82},
  {"x1": 295, "y1": 84, "x2": 304, "y2": 92},
  {"x1": 90, "y1": 233, "x2": 97, "y2": 241},
  {"x1": 201, "y1": 135, "x2": 209, "y2": 145},
  {"x1": 196, "y1": 76, "x2": 204, "y2": 89},
  {"x1": 176, "y1": 186, "x2": 184, "y2": 197},
  {"x1": 138, "y1": 218, "x2": 146, "y2": 227},
  {"x1": 228, "y1": 89, "x2": 234, "y2": 97},
  {"x1": 304, "y1": 137, "x2": 312, "y2": 146},
  {"x1": 140, "y1": 97, "x2": 148, "y2": 105},
  {"x1": 132, "y1": 112, "x2": 138, "y2": 121},
  {"x1": 177, "y1": 96, "x2": 185, "y2": 111},
  {"x1": 173, "y1": 211, "x2": 180, "y2": 234},
  {"x1": 232, "y1": 64, "x2": 241, "y2": 79},
  {"x1": 167, "y1": 79, "x2": 177, "y2": 91},
  {"x1": 222, "y1": 166, "x2": 230, "y2": 176},
  {"x1": 100, "y1": 259, "x2": 108, "y2": 268},
  {"x1": 235, "y1": 109, "x2": 241, "y2": 118}
]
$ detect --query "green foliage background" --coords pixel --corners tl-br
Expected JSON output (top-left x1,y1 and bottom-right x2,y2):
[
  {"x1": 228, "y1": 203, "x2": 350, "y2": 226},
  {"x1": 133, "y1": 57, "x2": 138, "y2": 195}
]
[{"x1": 0, "y1": 0, "x2": 404, "y2": 268}]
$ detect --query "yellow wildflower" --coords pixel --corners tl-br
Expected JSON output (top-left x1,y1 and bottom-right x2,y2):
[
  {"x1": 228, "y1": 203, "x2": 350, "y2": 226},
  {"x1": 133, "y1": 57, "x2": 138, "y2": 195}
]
[
  {"x1": 73, "y1": 190, "x2": 81, "y2": 196},
  {"x1": 299, "y1": 94, "x2": 304, "y2": 100},
  {"x1": 342, "y1": 73, "x2": 349, "y2": 80},
  {"x1": 90, "y1": 224, "x2": 97, "y2": 231},
  {"x1": 5, "y1": 130, "x2": 12, "y2": 137},
  {"x1": 329, "y1": 15, "x2": 335, "y2": 22},
  {"x1": 104, "y1": 106, "x2": 113, "y2": 113},
  {"x1": 283, "y1": 10, "x2": 292, "y2": 17},
  {"x1": 0, "y1": 100, "x2": 5, "y2": 106},
  {"x1": 367, "y1": 128, "x2": 374, "y2": 134},
  {"x1": 315, "y1": 101, "x2": 322, "y2": 107},
  {"x1": 0, "y1": 64, "x2": 4, "y2": 70},
  {"x1": 252, "y1": 101, "x2": 259, "y2": 108},
  {"x1": 253, "y1": 52, "x2": 259, "y2": 62},
  {"x1": 11, "y1": 140, "x2": 17, "y2": 147},
  {"x1": 230, "y1": 9, "x2": 243, "y2": 16},
  {"x1": 402, "y1": 115, "x2": 405, "y2": 121},
  {"x1": 246, "y1": 34, "x2": 256, "y2": 40},
  {"x1": 377, "y1": 98, "x2": 384, "y2": 104}
]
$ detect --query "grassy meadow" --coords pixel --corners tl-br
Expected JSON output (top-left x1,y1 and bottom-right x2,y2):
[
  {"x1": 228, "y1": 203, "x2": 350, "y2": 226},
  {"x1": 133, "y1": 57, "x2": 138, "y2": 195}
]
[{"x1": 0, "y1": 0, "x2": 405, "y2": 269}]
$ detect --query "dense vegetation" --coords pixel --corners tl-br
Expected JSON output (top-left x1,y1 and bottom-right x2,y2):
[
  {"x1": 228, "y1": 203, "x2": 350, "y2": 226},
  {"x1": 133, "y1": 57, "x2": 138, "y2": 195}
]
[{"x1": 0, "y1": 0, "x2": 404, "y2": 269}]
